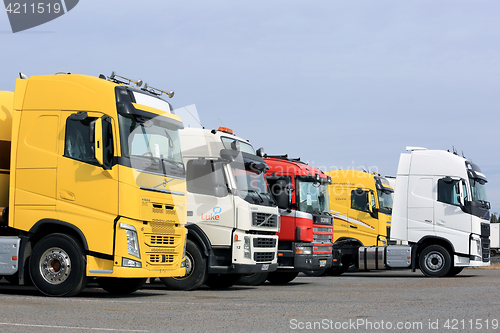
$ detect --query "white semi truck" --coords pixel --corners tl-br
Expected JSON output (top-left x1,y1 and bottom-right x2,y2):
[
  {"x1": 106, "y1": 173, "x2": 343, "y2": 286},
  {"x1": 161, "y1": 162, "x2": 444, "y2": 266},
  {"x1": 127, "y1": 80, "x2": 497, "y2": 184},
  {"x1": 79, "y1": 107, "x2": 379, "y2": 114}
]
[
  {"x1": 161, "y1": 127, "x2": 279, "y2": 289},
  {"x1": 332, "y1": 147, "x2": 491, "y2": 277}
]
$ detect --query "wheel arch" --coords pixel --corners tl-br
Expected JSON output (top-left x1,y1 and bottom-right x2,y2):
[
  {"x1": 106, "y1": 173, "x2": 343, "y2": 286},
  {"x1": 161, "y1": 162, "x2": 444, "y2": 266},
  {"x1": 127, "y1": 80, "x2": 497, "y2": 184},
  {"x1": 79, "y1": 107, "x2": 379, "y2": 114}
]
[
  {"x1": 186, "y1": 224, "x2": 211, "y2": 257},
  {"x1": 28, "y1": 219, "x2": 89, "y2": 252},
  {"x1": 415, "y1": 236, "x2": 456, "y2": 268}
]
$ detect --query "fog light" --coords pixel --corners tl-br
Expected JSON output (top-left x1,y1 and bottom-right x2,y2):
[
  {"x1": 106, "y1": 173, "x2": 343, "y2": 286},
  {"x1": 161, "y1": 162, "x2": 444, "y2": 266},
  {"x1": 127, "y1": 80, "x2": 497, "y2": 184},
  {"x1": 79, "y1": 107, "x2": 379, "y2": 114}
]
[{"x1": 122, "y1": 258, "x2": 142, "y2": 268}]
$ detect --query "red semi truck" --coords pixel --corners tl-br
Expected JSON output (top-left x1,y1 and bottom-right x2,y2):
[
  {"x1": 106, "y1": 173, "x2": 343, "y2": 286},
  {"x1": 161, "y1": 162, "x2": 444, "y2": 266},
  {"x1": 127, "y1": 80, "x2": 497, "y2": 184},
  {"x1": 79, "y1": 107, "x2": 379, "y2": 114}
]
[{"x1": 239, "y1": 153, "x2": 333, "y2": 284}]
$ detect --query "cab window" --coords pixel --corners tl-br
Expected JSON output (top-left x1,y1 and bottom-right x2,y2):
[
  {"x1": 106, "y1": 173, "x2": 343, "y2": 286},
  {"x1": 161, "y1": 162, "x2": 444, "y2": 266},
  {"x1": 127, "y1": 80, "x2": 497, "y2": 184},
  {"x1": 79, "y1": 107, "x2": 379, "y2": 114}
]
[{"x1": 64, "y1": 117, "x2": 98, "y2": 164}]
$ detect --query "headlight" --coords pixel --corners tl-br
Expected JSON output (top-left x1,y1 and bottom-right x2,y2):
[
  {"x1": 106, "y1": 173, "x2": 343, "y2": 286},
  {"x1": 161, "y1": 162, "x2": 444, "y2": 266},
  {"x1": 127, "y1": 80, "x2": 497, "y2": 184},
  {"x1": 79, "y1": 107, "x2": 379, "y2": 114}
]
[
  {"x1": 471, "y1": 235, "x2": 482, "y2": 258},
  {"x1": 244, "y1": 236, "x2": 251, "y2": 259},
  {"x1": 296, "y1": 246, "x2": 313, "y2": 255},
  {"x1": 120, "y1": 223, "x2": 140, "y2": 259}
]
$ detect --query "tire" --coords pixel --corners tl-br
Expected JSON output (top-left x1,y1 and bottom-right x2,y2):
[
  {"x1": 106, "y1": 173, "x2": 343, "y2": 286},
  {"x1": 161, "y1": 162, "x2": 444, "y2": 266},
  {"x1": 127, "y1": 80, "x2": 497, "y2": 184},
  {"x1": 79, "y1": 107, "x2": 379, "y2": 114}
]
[
  {"x1": 97, "y1": 278, "x2": 146, "y2": 295},
  {"x1": 419, "y1": 245, "x2": 451, "y2": 277},
  {"x1": 267, "y1": 271, "x2": 299, "y2": 284},
  {"x1": 325, "y1": 265, "x2": 349, "y2": 276},
  {"x1": 29, "y1": 233, "x2": 88, "y2": 296},
  {"x1": 302, "y1": 269, "x2": 326, "y2": 277},
  {"x1": 205, "y1": 274, "x2": 241, "y2": 289},
  {"x1": 446, "y1": 267, "x2": 464, "y2": 277},
  {"x1": 160, "y1": 240, "x2": 207, "y2": 291},
  {"x1": 490, "y1": 249, "x2": 497, "y2": 257},
  {"x1": 237, "y1": 273, "x2": 269, "y2": 286}
]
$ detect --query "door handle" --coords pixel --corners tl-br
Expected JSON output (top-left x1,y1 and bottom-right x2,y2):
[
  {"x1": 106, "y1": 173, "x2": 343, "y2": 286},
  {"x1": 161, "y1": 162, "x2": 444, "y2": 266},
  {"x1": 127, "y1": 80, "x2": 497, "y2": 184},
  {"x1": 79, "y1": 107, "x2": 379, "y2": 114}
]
[
  {"x1": 349, "y1": 225, "x2": 358, "y2": 229},
  {"x1": 59, "y1": 190, "x2": 75, "y2": 201}
]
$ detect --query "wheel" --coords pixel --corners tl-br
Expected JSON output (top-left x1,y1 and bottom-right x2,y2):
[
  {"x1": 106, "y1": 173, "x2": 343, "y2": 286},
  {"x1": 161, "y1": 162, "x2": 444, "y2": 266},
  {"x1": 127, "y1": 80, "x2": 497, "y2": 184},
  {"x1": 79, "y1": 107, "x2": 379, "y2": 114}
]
[
  {"x1": 419, "y1": 245, "x2": 451, "y2": 277},
  {"x1": 97, "y1": 278, "x2": 146, "y2": 295},
  {"x1": 325, "y1": 258, "x2": 350, "y2": 276},
  {"x1": 490, "y1": 249, "x2": 497, "y2": 257},
  {"x1": 29, "y1": 233, "x2": 88, "y2": 296},
  {"x1": 302, "y1": 269, "x2": 326, "y2": 277},
  {"x1": 326, "y1": 265, "x2": 349, "y2": 276},
  {"x1": 204, "y1": 274, "x2": 241, "y2": 289},
  {"x1": 237, "y1": 273, "x2": 269, "y2": 286},
  {"x1": 446, "y1": 267, "x2": 464, "y2": 277},
  {"x1": 267, "y1": 271, "x2": 299, "y2": 284},
  {"x1": 160, "y1": 240, "x2": 207, "y2": 291}
]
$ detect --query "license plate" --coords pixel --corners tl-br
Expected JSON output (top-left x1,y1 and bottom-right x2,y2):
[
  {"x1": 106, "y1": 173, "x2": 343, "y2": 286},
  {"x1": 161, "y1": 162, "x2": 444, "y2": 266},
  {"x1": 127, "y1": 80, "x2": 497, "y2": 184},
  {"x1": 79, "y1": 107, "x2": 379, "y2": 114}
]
[
  {"x1": 261, "y1": 264, "x2": 270, "y2": 271},
  {"x1": 319, "y1": 260, "x2": 327, "y2": 267}
]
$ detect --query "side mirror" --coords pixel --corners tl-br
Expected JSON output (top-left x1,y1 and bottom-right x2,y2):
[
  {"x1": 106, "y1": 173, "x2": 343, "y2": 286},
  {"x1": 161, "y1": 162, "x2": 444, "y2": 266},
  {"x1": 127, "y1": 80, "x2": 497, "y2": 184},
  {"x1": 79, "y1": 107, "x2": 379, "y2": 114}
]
[
  {"x1": 92, "y1": 118, "x2": 104, "y2": 167},
  {"x1": 256, "y1": 147, "x2": 265, "y2": 157},
  {"x1": 367, "y1": 192, "x2": 374, "y2": 213},
  {"x1": 91, "y1": 116, "x2": 113, "y2": 170},
  {"x1": 212, "y1": 162, "x2": 227, "y2": 198},
  {"x1": 271, "y1": 179, "x2": 289, "y2": 209},
  {"x1": 457, "y1": 179, "x2": 465, "y2": 206},
  {"x1": 214, "y1": 185, "x2": 228, "y2": 198},
  {"x1": 220, "y1": 149, "x2": 239, "y2": 163}
]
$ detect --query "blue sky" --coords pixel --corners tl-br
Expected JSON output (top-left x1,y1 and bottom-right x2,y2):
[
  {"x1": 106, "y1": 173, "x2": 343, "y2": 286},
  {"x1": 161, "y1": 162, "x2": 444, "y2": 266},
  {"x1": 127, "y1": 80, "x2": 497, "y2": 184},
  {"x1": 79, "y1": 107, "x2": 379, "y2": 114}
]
[{"x1": 1, "y1": 0, "x2": 499, "y2": 213}]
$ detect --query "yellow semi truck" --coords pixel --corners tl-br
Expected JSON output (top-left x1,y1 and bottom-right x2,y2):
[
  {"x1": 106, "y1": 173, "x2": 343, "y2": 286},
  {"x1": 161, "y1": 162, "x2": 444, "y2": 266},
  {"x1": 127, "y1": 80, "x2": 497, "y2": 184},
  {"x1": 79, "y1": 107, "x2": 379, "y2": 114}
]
[
  {"x1": 326, "y1": 170, "x2": 394, "y2": 274},
  {"x1": 0, "y1": 72, "x2": 187, "y2": 296}
]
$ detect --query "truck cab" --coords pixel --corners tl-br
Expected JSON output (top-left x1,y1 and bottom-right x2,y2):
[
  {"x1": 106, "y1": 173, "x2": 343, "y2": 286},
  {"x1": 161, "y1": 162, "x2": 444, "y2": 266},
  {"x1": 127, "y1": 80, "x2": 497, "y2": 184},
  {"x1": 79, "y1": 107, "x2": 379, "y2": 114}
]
[
  {"x1": 261, "y1": 155, "x2": 333, "y2": 283},
  {"x1": 161, "y1": 127, "x2": 279, "y2": 290},
  {"x1": 0, "y1": 73, "x2": 187, "y2": 296},
  {"x1": 348, "y1": 148, "x2": 490, "y2": 277},
  {"x1": 390, "y1": 147, "x2": 490, "y2": 275},
  {"x1": 326, "y1": 170, "x2": 394, "y2": 274}
]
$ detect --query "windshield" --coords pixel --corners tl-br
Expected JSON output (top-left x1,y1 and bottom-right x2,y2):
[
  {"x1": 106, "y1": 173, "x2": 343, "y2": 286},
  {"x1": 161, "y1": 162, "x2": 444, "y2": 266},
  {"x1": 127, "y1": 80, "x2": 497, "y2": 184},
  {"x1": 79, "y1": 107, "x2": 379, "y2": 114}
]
[
  {"x1": 119, "y1": 113, "x2": 185, "y2": 177},
  {"x1": 469, "y1": 178, "x2": 488, "y2": 203},
  {"x1": 232, "y1": 167, "x2": 274, "y2": 206},
  {"x1": 221, "y1": 137, "x2": 255, "y2": 154},
  {"x1": 377, "y1": 188, "x2": 394, "y2": 214},
  {"x1": 297, "y1": 180, "x2": 330, "y2": 214}
]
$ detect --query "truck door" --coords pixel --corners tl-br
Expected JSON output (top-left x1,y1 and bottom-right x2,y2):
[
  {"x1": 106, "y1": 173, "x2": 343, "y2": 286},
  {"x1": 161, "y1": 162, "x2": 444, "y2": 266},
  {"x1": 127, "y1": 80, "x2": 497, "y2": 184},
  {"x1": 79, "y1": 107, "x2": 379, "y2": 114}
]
[
  {"x1": 434, "y1": 177, "x2": 471, "y2": 254},
  {"x1": 329, "y1": 183, "x2": 349, "y2": 242},
  {"x1": 185, "y1": 159, "x2": 233, "y2": 245},
  {"x1": 56, "y1": 111, "x2": 118, "y2": 256},
  {"x1": 348, "y1": 188, "x2": 378, "y2": 246}
]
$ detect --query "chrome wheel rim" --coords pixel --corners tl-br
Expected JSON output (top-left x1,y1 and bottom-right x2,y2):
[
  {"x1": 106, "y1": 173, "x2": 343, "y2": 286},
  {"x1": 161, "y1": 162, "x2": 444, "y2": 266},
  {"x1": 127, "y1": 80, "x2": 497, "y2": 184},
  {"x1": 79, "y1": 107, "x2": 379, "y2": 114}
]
[{"x1": 39, "y1": 247, "x2": 71, "y2": 285}]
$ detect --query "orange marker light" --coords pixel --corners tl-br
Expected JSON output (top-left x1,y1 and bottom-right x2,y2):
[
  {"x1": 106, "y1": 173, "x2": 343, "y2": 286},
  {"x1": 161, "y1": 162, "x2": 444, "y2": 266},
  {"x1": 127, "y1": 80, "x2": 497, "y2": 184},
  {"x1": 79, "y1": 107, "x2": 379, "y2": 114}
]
[
  {"x1": 218, "y1": 126, "x2": 233, "y2": 134},
  {"x1": 12, "y1": 256, "x2": 17, "y2": 261},
  {"x1": 234, "y1": 234, "x2": 239, "y2": 241}
]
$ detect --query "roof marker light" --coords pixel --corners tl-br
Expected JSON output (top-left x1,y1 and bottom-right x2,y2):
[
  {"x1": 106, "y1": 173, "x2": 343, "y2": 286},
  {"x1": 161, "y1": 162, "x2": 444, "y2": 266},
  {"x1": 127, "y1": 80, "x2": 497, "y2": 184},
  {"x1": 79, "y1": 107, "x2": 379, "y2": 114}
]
[{"x1": 218, "y1": 127, "x2": 233, "y2": 134}]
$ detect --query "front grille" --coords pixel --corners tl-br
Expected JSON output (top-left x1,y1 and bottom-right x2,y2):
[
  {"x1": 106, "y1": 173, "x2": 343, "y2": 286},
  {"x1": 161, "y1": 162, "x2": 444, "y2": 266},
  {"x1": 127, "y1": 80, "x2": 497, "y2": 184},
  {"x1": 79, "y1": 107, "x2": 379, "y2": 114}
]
[
  {"x1": 150, "y1": 235, "x2": 175, "y2": 245},
  {"x1": 482, "y1": 236, "x2": 490, "y2": 262},
  {"x1": 313, "y1": 227, "x2": 332, "y2": 233},
  {"x1": 252, "y1": 213, "x2": 278, "y2": 228},
  {"x1": 254, "y1": 252, "x2": 275, "y2": 262},
  {"x1": 149, "y1": 222, "x2": 176, "y2": 234},
  {"x1": 315, "y1": 244, "x2": 332, "y2": 253},
  {"x1": 253, "y1": 238, "x2": 277, "y2": 248},
  {"x1": 313, "y1": 234, "x2": 333, "y2": 242},
  {"x1": 149, "y1": 254, "x2": 175, "y2": 264}
]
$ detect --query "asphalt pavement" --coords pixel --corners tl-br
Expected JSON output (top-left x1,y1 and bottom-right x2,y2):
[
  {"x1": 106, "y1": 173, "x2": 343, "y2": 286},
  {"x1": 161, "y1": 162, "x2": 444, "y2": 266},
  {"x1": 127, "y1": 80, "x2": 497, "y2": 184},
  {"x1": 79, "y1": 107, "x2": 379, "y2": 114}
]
[{"x1": 0, "y1": 268, "x2": 499, "y2": 333}]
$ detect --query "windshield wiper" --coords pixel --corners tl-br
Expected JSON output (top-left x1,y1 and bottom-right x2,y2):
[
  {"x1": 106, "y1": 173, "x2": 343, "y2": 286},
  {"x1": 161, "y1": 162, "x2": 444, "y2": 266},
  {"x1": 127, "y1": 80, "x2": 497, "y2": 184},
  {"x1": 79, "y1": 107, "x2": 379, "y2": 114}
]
[
  {"x1": 159, "y1": 155, "x2": 184, "y2": 175},
  {"x1": 243, "y1": 189, "x2": 265, "y2": 203}
]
